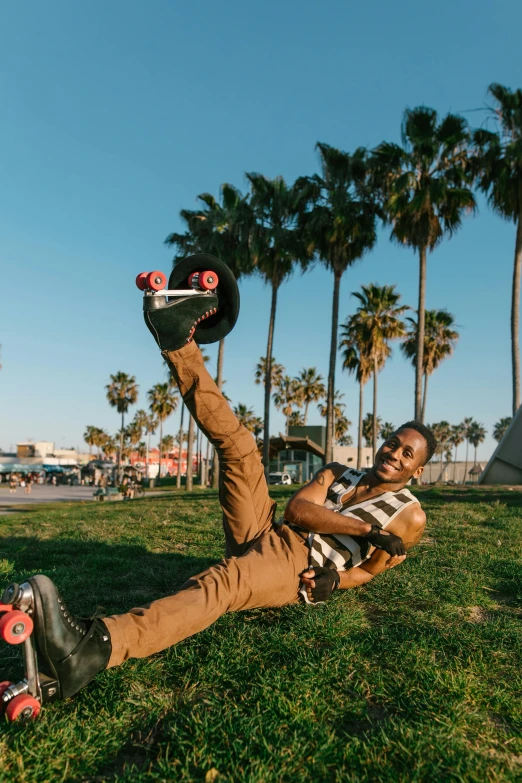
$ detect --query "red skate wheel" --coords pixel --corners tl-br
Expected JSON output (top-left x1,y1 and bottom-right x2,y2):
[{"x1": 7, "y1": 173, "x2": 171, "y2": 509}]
[
  {"x1": 198, "y1": 271, "x2": 219, "y2": 291},
  {"x1": 5, "y1": 694, "x2": 41, "y2": 721},
  {"x1": 188, "y1": 272, "x2": 199, "y2": 288},
  {"x1": 146, "y1": 271, "x2": 167, "y2": 291},
  {"x1": 135, "y1": 272, "x2": 149, "y2": 291},
  {"x1": 0, "y1": 610, "x2": 33, "y2": 644}
]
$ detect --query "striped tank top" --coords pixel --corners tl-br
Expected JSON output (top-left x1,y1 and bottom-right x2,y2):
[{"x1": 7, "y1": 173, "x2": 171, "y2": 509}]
[{"x1": 291, "y1": 467, "x2": 419, "y2": 573}]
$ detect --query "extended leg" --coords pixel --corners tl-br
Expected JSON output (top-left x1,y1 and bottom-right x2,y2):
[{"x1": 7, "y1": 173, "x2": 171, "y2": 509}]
[
  {"x1": 104, "y1": 526, "x2": 308, "y2": 666},
  {"x1": 164, "y1": 342, "x2": 275, "y2": 557}
]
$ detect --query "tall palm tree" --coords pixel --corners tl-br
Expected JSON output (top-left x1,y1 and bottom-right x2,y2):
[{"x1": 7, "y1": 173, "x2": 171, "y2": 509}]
[
  {"x1": 468, "y1": 421, "x2": 487, "y2": 469},
  {"x1": 401, "y1": 310, "x2": 459, "y2": 421},
  {"x1": 301, "y1": 144, "x2": 378, "y2": 462},
  {"x1": 148, "y1": 383, "x2": 178, "y2": 482},
  {"x1": 493, "y1": 416, "x2": 512, "y2": 442},
  {"x1": 288, "y1": 410, "x2": 305, "y2": 427},
  {"x1": 429, "y1": 420, "x2": 452, "y2": 480},
  {"x1": 105, "y1": 372, "x2": 139, "y2": 481},
  {"x1": 136, "y1": 442, "x2": 147, "y2": 462},
  {"x1": 334, "y1": 414, "x2": 352, "y2": 446},
  {"x1": 83, "y1": 426, "x2": 98, "y2": 460},
  {"x1": 362, "y1": 413, "x2": 383, "y2": 450},
  {"x1": 318, "y1": 391, "x2": 347, "y2": 449},
  {"x1": 340, "y1": 315, "x2": 375, "y2": 469},
  {"x1": 351, "y1": 283, "x2": 408, "y2": 461},
  {"x1": 186, "y1": 415, "x2": 195, "y2": 492},
  {"x1": 142, "y1": 413, "x2": 157, "y2": 480},
  {"x1": 247, "y1": 173, "x2": 311, "y2": 474},
  {"x1": 474, "y1": 84, "x2": 522, "y2": 413},
  {"x1": 372, "y1": 107, "x2": 475, "y2": 420},
  {"x1": 293, "y1": 368, "x2": 325, "y2": 424},
  {"x1": 461, "y1": 417, "x2": 475, "y2": 485},
  {"x1": 160, "y1": 434, "x2": 175, "y2": 457},
  {"x1": 254, "y1": 357, "x2": 285, "y2": 390},
  {"x1": 448, "y1": 423, "x2": 466, "y2": 482},
  {"x1": 380, "y1": 422, "x2": 395, "y2": 441},
  {"x1": 273, "y1": 376, "x2": 302, "y2": 435},
  {"x1": 176, "y1": 405, "x2": 185, "y2": 489},
  {"x1": 166, "y1": 183, "x2": 254, "y2": 489},
  {"x1": 233, "y1": 403, "x2": 258, "y2": 434}
]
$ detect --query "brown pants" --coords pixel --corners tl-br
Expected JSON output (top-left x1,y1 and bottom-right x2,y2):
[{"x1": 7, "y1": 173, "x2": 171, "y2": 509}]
[{"x1": 104, "y1": 342, "x2": 309, "y2": 667}]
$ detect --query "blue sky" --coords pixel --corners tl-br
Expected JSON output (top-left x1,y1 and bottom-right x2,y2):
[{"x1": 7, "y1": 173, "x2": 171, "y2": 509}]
[{"x1": 1, "y1": 0, "x2": 520, "y2": 460}]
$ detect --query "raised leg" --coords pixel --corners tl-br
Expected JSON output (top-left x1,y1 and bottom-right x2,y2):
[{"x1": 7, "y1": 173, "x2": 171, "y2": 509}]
[{"x1": 164, "y1": 342, "x2": 276, "y2": 557}]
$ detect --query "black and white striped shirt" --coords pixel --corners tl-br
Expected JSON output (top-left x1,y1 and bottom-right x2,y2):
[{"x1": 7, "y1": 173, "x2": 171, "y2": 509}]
[{"x1": 291, "y1": 467, "x2": 419, "y2": 573}]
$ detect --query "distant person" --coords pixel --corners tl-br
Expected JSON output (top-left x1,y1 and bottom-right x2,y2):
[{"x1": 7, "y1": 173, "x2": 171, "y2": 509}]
[
  {"x1": 9, "y1": 476, "x2": 17, "y2": 494},
  {"x1": 24, "y1": 477, "x2": 32, "y2": 495}
]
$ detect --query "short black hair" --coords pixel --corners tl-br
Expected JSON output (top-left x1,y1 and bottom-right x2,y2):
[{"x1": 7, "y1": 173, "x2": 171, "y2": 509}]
[{"x1": 396, "y1": 421, "x2": 437, "y2": 464}]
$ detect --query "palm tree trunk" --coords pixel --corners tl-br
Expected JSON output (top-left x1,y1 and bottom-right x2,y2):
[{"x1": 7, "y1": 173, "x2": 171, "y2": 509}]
[
  {"x1": 205, "y1": 436, "x2": 210, "y2": 487},
  {"x1": 453, "y1": 445, "x2": 457, "y2": 482},
  {"x1": 415, "y1": 245, "x2": 427, "y2": 421},
  {"x1": 304, "y1": 401, "x2": 309, "y2": 426},
  {"x1": 421, "y1": 373, "x2": 428, "y2": 423},
  {"x1": 511, "y1": 191, "x2": 522, "y2": 414},
  {"x1": 263, "y1": 283, "x2": 279, "y2": 476},
  {"x1": 357, "y1": 380, "x2": 364, "y2": 470},
  {"x1": 146, "y1": 431, "x2": 150, "y2": 480},
  {"x1": 119, "y1": 411, "x2": 124, "y2": 483},
  {"x1": 176, "y1": 404, "x2": 185, "y2": 489},
  {"x1": 463, "y1": 439, "x2": 469, "y2": 485},
  {"x1": 211, "y1": 338, "x2": 225, "y2": 489},
  {"x1": 158, "y1": 418, "x2": 163, "y2": 483},
  {"x1": 372, "y1": 357, "x2": 378, "y2": 464},
  {"x1": 325, "y1": 271, "x2": 341, "y2": 464},
  {"x1": 186, "y1": 415, "x2": 195, "y2": 491}
]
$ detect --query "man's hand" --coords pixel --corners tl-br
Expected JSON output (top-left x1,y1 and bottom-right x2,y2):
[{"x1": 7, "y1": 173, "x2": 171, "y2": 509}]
[
  {"x1": 300, "y1": 567, "x2": 340, "y2": 603},
  {"x1": 365, "y1": 524, "x2": 406, "y2": 557}
]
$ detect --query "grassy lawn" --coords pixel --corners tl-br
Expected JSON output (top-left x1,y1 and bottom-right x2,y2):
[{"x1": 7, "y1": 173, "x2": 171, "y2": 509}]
[{"x1": 0, "y1": 486, "x2": 521, "y2": 782}]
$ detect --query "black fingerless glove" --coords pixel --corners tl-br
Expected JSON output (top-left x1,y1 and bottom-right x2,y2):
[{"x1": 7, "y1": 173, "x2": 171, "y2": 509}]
[
  {"x1": 365, "y1": 524, "x2": 405, "y2": 556},
  {"x1": 304, "y1": 567, "x2": 340, "y2": 603}
]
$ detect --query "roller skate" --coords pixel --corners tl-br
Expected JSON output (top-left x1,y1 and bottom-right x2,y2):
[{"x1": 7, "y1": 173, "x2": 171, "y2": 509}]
[
  {"x1": 0, "y1": 576, "x2": 111, "y2": 722},
  {"x1": 137, "y1": 253, "x2": 240, "y2": 350}
]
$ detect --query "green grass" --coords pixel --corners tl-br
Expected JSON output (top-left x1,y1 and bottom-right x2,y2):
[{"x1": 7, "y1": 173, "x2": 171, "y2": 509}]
[{"x1": 0, "y1": 486, "x2": 521, "y2": 782}]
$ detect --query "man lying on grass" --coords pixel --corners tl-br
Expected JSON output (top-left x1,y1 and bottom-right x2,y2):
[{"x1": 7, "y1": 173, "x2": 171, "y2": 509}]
[{"x1": 8, "y1": 265, "x2": 433, "y2": 704}]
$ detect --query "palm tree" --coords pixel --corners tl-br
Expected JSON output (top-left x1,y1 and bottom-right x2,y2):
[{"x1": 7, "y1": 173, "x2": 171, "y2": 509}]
[
  {"x1": 380, "y1": 422, "x2": 395, "y2": 441},
  {"x1": 351, "y1": 283, "x2": 408, "y2": 461},
  {"x1": 83, "y1": 426, "x2": 98, "y2": 460},
  {"x1": 362, "y1": 413, "x2": 382, "y2": 450},
  {"x1": 141, "y1": 413, "x2": 157, "y2": 480},
  {"x1": 186, "y1": 415, "x2": 195, "y2": 491},
  {"x1": 301, "y1": 144, "x2": 378, "y2": 462},
  {"x1": 176, "y1": 405, "x2": 185, "y2": 489},
  {"x1": 448, "y1": 423, "x2": 466, "y2": 482},
  {"x1": 429, "y1": 420, "x2": 452, "y2": 480},
  {"x1": 126, "y1": 420, "x2": 143, "y2": 454},
  {"x1": 319, "y1": 391, "x2": 347, "y2": 448},
  {"x1": 247, "y1": 173, "x2": 311, "y2": 475},
  {"x1": 340, "y1": 316, "x2": 375, "y2": 469},
  {"x1": 233, "y1": 403, "x2": 258, "y2": 434},
  {"x1": 99, "y1": 433, "x2": 117, "y2": 461},
  {"x1": 160, "y1": 434, "x2": 175, "y2": 457},
  {"x1": 474, "y1": 84, "x2": 522, "y2": 413},
  {"x1": 293, "y1": 368, "x2": 325, "y2": 424},
  {"x1": 254, "y1": 357, "x2": 285, "y2": 390},
  {"x1": 105, "y1": 372, "x2": 139, "y2": 481},
  {"x1": 493, "y1": 416, "x2": 512, "y2": 442},
  {"x1": 468, "y1": 421, "x2": 487, "y2": 470},
  {"x1": 148, "y1": 383, "x2": 178, "y2": 481},
  {"x1": 401, "y1": 310, "x2": 459, "y2": 421},
  {"x1": 288, "y1": 410, "x2": 305, "y2": 427},
  {"x1": 166, "y1": 183, "x2": 253, "y2": 489},
  {"x1": 372, "y1": 107, "x2": 475, "y2": 421},
  {"x1": 461, "y1": 417, "x2": 475, "y2": 485},
  {"x1": 136, "y1": 442, "x2": 147, "y2": 461},
  {"x1": 334, "y1": 414, "x2": 352, "y2": 446},
  {"x1": 273, "y1": 376, "x2": 301, "y2": 435}
]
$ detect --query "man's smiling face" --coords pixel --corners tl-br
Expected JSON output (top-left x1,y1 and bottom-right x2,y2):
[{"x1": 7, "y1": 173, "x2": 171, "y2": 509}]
[{"x1": 373, "y1": 428, "x2": 427, "y2": 484}]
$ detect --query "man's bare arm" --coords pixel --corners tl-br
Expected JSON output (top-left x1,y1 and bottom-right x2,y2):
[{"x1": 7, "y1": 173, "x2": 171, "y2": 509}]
[{"x1": 285, "y1": 465, "x2": 373, "y2": 538}]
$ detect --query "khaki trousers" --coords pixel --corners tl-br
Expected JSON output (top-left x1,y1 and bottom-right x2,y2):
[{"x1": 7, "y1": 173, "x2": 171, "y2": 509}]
[{"x1": 104, "y1": 342, "x2": 309, "y2": 667}]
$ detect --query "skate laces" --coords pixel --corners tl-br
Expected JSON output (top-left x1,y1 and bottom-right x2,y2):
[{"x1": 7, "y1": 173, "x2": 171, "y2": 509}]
[{"x1": 187, "y1": 306, "x2": 218, "y2": 342}]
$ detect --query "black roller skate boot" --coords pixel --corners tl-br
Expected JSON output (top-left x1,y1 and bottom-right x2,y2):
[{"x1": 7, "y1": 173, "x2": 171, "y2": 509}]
[
  {"x1": 28, "y1": 574, "x2": 111, "y2": 699},
  {"x1": 143, "y1": 291, "x2": 218, "y2": 351}
]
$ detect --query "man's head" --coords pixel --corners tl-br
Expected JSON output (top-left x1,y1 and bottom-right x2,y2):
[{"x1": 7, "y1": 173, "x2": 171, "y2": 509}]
[{"x1": 373, "y1": 421, "x2": 437, "y2": 485}]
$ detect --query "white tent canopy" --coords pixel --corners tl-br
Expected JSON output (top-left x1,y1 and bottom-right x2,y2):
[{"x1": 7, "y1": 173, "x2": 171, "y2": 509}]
[{"x1": 479, "y1": 407, "x2": 522, "y2": 484}]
